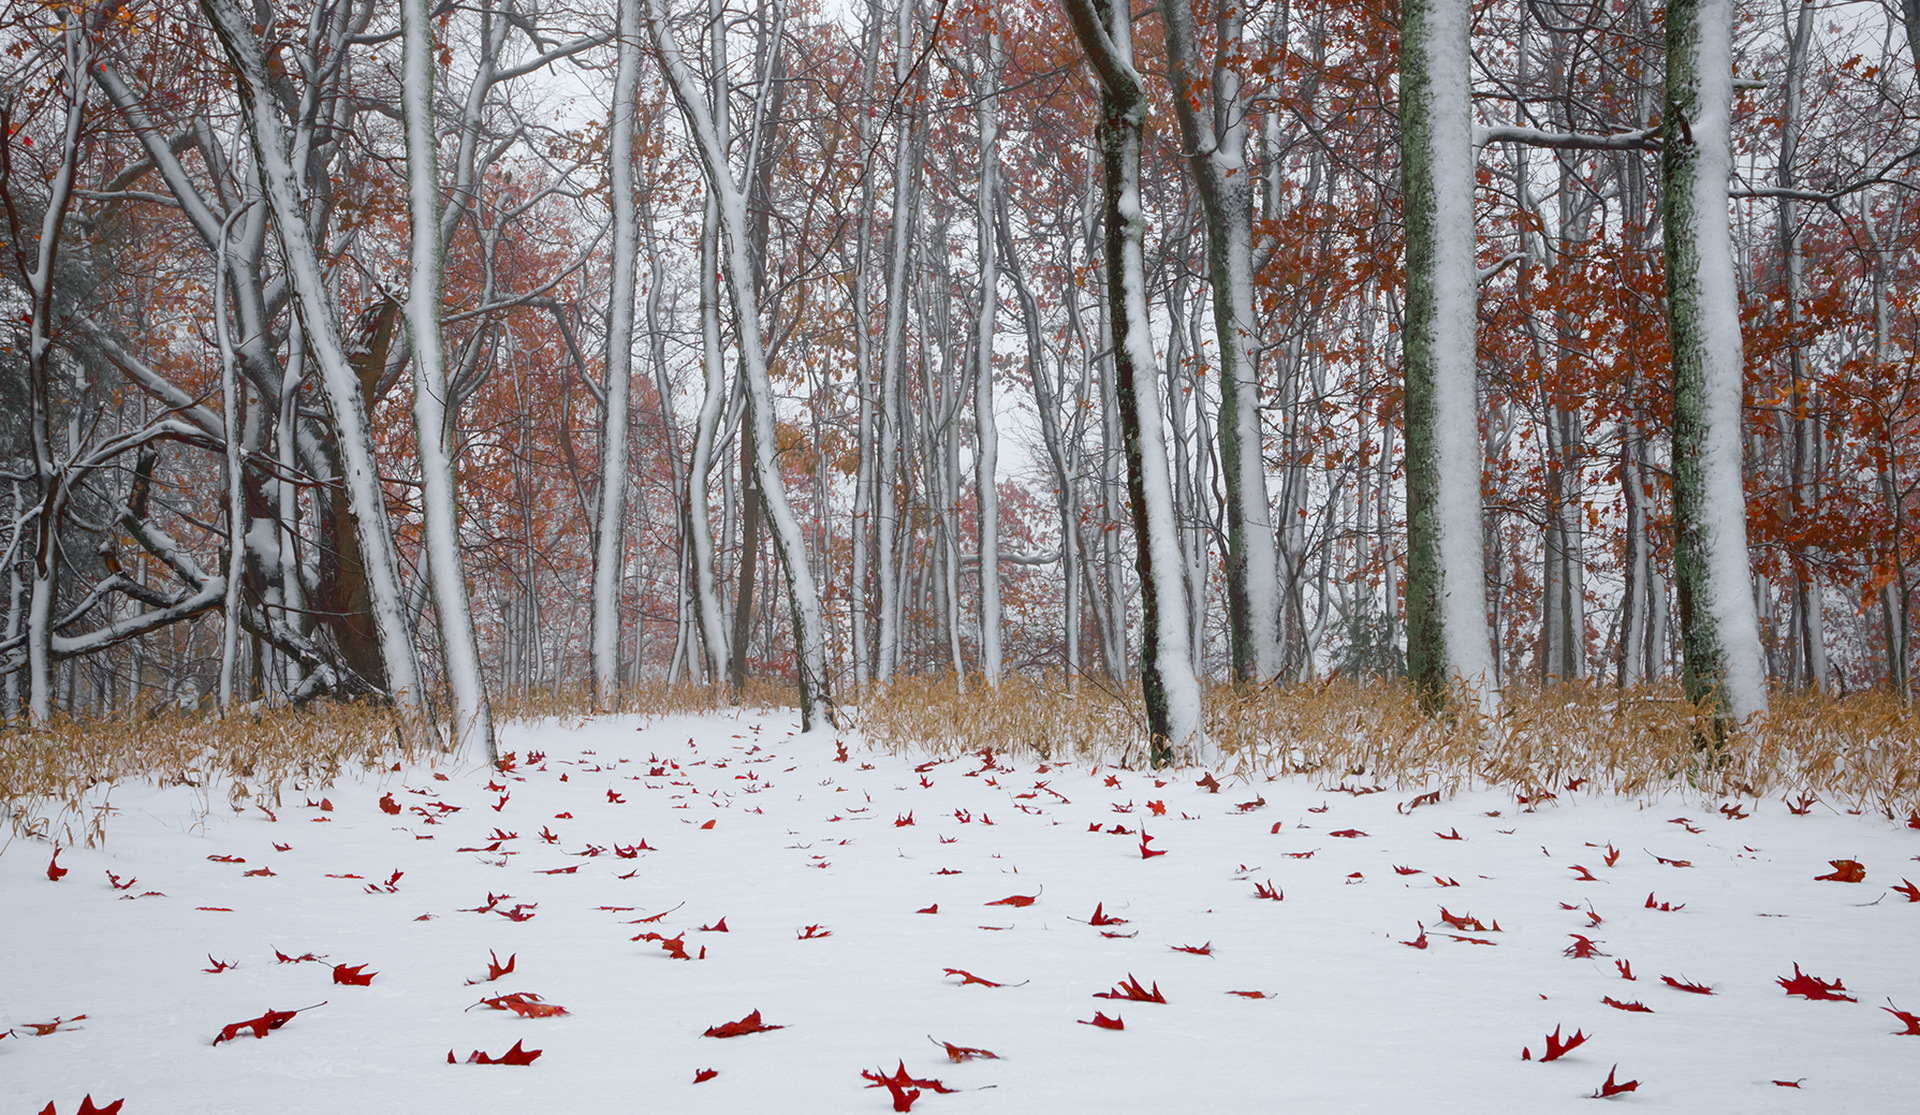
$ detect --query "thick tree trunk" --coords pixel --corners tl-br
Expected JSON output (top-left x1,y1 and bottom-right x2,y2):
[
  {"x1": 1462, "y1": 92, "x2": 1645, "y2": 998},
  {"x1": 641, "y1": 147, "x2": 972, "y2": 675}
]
[{"x1": 1662, "y1": 0, "x2": 1768, "y2": 724}]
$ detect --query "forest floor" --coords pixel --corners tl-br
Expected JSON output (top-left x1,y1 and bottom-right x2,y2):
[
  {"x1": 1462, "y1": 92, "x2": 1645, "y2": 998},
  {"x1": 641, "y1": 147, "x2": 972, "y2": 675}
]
[{"x1": 4, "y1": 708, "x2": 1919, "y2": 1112}]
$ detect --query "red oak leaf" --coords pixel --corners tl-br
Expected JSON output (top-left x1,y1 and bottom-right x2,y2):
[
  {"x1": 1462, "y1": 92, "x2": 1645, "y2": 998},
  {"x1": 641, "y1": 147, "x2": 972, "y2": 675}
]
[
  {"x1": 916, "y1": 904, "x2": 938, "y2": 914},
  {"x1": 985, "y1": 893, "x2": 1037, "y2": 907},
  {"x1": 1591, "y1": 1065, "x2": 1639, "y2": 1097},
  {"x1": 379, "y1": 793, "x2": 401, "y2": 815},
  {"x1": 1330, "y1": 828, "x2": 1368, "y2": 838},
  {"x1": 1170, "y1": 942, "x2": 1213, "y2": 955},
  {"x1": 104, "y1": 871, "x2": 135, "y2": 890},
  {"x1": 1603, "y1": 844, "x2": 1621, "y2": 867},
  {"x1": 452, "y1": 1039, "x2": 542, "y2": 1065},
  {"x1": 1094, "y1": 974, "x2": 1166, "y2": 1003},
  {"x1": 204, "y1": 955, "x2": 237, "y2": 973},
  {"x1": 1401, "y1": 923, "x2": 1429, "y2": 949},
  {"x1": 1087, "y1": 902, "x2": 1128, "y2": 926},
  {"x1": 895, "y1": 812, "x2": 914, "y2": 827},
  {"x1": 1815, "y1": 859, "x2": 1866, "y2": 882},
  {"x1": 1565, "y1": 935, "x2": 1608, "y2": 958},
  {"x1": 933, "y1": 1038, "x2": 1000, "y2": 1061},
  {"x1": 1438, "y1": 908, "x2": 1496, "y2": 932},
  {"x1": 1660, "y1": 975, "x2": 1713, "y2": 995},
  {"x1": 1884, "y1": 1005, "x2": 1920, "y2": 1035},
  {"x1": 213, "y1": 1003, "x2": 320, "y2": 1045},
  {"x1": 698, "y1": 917, "x2": 729, "y2": 932},
  {"x1": 274, "y1": 950, "x2": 325, "y2": 964},
  {"x1": 17, "y1": 1016, "x2": 87, "y2": 1036},
  {"x1": 1777, "y1": 963, "x2": 1856, "y2": 1001},
  {"x1": 1602, "y1": 997, "x2": 1652, "y2": 1013},
  {"x1": 1644, "y1": 893, "x2": 1685, "y2": 912},
  {"x1": 797, "y1": 924, "x2": 832, "y2": 939},
  {"x1": 1393, "y1": 865, "x2": 1424, "y2": 875},
  {"x1": 1437, "y1": 828, "x2": 1464, "y2": 840},
  {"x1": 1226, "y1": 990, "x2": 1270, "y2": 998},
  {"x1": 244, "y1": 867, "x2": 276, "y2": 877},
  {"x1": 46, "y1": 849, "x2": 67, "y2": 881},
  {"x1": 1893, "y1": 879, "x2": 1920, "y2": 902},
  {"x1": 1616, "y1": 960, "x2": 1635, "y2": 981},
  {"x1": 943, "y1": 968, "x2": 1020, "y2": 988},
  {"x1": 1523, "y1": 1024, "x2": 1589, "y2": 1062},
  {"x1": 475, "y1": 992, "x2": 569, "y2": 1018},
  {"x1": 1079, "y1": 1012, "x2": 1125, "y2": 1030},
  {"x1": 1195, "y1": 773, "x2": 1221, "y2": 793},
  {"x1": 693, "y1": 1068, "x2": 719, "y2": 1083},
  {"x1": 703, "y1": 1009, "x2": 783, "y2": 1038},
  {"x1": 863, "y1": 1061, "x2": 956, "y2": 1111},
  {"x1": 1252, "y1": 880, "x2": 1283, "y2": 901},
  {"x1": 1568, "y1": 865, "x2": 1598, "y2": 881},
  {"x1": 467, "y1": 951, "x2": 516, "y2": 984},
  {"x1": 35, "y1": 1099, "x2": 123, "y2": 1115},
  {"x1": 1139, "y1": 831, "x2": 1167, "y2": 858}
]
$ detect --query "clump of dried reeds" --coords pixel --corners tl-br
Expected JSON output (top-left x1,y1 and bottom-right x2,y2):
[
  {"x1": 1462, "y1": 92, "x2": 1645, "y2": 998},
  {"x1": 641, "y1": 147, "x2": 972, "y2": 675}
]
[{"x1": 857, "y1": 677, "x2": 1920, "y2": 819}]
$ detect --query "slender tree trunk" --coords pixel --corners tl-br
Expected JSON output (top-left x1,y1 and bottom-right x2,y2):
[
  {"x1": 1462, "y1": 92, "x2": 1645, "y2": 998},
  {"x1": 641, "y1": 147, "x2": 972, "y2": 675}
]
[
  {"x1": 974, "y1": 26, "x2": 1004, "y2": 685},
  {"x1": 1662, "y1": 0, "x2": 1768, "y2": 724},
  {"x1": 592, "y1": 0, "x2": 644, "y2": 708},
  {"x1": 1061, "y1": 0, "x2": 1205, "y2": 764},
  {"x1": 688, "y1": 199, "x2": 731, "y2": 683}
]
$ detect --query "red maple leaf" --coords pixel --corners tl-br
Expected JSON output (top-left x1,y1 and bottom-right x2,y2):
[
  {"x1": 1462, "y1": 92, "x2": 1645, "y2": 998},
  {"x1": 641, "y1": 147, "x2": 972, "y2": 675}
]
[
  {"x1": 452, "y1": 1039, "x2": 542, "y2": 1065},
  {"x1": 693, "y1": 1068, "x2": 719, "y2": 1083},
  {"x1": 1660, "y1": 975, "x2": 1713, "y2": 995},
  {"x1": 1601, "y1": 997, "x2": 1652, "y2": 1013},
  {"x1": 1401, "y1": 923, "x2": 1429, "y2": 949},
  {"x1": 46, "y1": 849, "x2": 67, "y2": 882},
  {"x1": 274, "y1": 949, "x2": 325, "y2": 964},
  {"x1": 1079, "y1": 1012, "x2": 1125, "y2": 1029},
  {"x1": 703, "y1": 1009, "x2": 783, "y2": 1038},
  {"x1": 985, "y1": 893, "x2": 1037, "y2": 908},
  {"x1": 1591, "y1": 1065, "x2": 1639, "y2": 1097},
  {"x1": 1522, "y1": 1025, "x2": 1589, "y2": 1062},
  {"x1": 1777, "y1": 963, "x2": 1856, "y2": 1001},
  {"x1": 212, "y1": 1003, "x2": 321, "y2": 1045},
  {"x1": 895, "y1": 812, "x2": 914, "y2": 826},
  {"x1": 467, "y1": 950, "x2": 516, "y2": 984},
  {"x1": 17, "y1": 1016, "x2": 87, "y2": 1036},
  {"x1": 1814, "y1": 859, "x2": 1866, "y2": 882},
  {"x1": 1094, "y1": 974, "x2": 1166, "y2": 1003},
  {"x1": 475, "y1": 992, "x2": 569, "y2": 1018}
]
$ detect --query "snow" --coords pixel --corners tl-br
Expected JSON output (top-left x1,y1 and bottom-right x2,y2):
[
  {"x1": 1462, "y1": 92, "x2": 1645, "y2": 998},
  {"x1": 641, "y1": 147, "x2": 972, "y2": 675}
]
[{"x1": 7, "y1": 712, "x2": 1920, "y2": 1111}]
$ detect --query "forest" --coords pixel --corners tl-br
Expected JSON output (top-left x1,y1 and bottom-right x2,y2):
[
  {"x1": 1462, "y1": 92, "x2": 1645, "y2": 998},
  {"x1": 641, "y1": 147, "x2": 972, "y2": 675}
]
[{"x1": 4, "y1": 0, "x2": 1920, "y2": 759}]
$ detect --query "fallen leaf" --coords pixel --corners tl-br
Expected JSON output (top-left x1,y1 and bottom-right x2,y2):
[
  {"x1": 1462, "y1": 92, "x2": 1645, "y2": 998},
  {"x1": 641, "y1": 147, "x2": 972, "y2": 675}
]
[
  {"x1": 1170, "y1": 942, "x2": 1213, "y2": 956},
  {"x1": 1079, "y1": 1012, "x2": 1125, "y2": 1030},
  {"x1": 475, "y1": 992, "x2": 570, "y2": 1018},
  {"x1": 379, "y1": 793, "x2": 401, "y2": 815},
  {"x1": 693, "y1": 1068, "x2": 719, "y2": 1083},
  {"x1": 1894, "y1": 880, "x2": 1920, "y2": 903},
  {"x1": 1883, "y1": 1004, "x2": 1920, "y2": 1035},
  {"x1": 985, "y1": 893, "x2": 1037, "y2": 908},
  {"x1": 1523, "y1": 1024, "x2": 1588, "y2": 1063},
  {"x1": 213, "y1": 1003, "x2": 321, "y2": 1045},
  {"x1": 1225, "y1": 990, "x2": 1270, "y2": 998},
  {"x1": 1094, "y1": 974, "x2": 1166, "y2": 1003},
  {"x1": 1565, "y1": 934, "x2": 1608, "y2": 958},
  {"x1": 943, "y1": 968, "x2": 1020, "y2": 988},
  {"x1": 1086, "y1": 902, "x2": 1128, "y2": 926},
  {"x1": 1815, "y1": 859, "x2": 1866, "y2": 883},
  {"x1": 1252, "y1": 880, "x2": 1283, "y2": 901},
  {"x1": 467, "y1": 951, "x2": 516, "y2": 984},
  {"x1": 1591, "y1": 1064, "x2": 1639, "y2": 1098},
  {"x1": 46, "y1": 849, "x2": 67, "y2": 882},
  {"x1": 932, "y1": 1037, "x2": 1000, "y2": 1061},
  {"x1": 1329, "y1": 829, "x2": 1368, "y2": 838},
  {"x1": 453, "y1": 1038, "x2": 541, "y2": 1065},
  {"x1": 1660, "y1": 975, "x2": 1713, "y2": 995},
  {"x1": 204, "y1": 955, "x2": 237, "y2": 973},
  {"x1": 1601, "y1": 997, "x2": 1652, "y2": 1013},
  {"x1": 1777, "y1": 963, "x2": 1856, "y2": 1002},
  {"x1": 703, "y1": 1009, "x2": 783, "y2": 1038}
]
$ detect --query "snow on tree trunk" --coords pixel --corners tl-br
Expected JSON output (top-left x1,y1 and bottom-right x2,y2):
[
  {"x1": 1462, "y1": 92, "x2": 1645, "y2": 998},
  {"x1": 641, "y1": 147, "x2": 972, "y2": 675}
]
[
  {"x1": 874, "y1": 0, "x2": 923, "y2": 684},
  {"x1": 204, "y1": 0, "x2": 424, "y2": 711},
  {"x1": 1399, "y1": 0, "x2": 1497, "y2": 714},
  {"x1": 401, "y1": 0, "x2": 494, "y2": 753},
  {"x1": 1162, "y1": 0, "x2": 1281, "y2": 685},
  {"x1": 688, "y1": 199, "x2": 732, "y2": 684},
  {"x1": 592, "y1": 0, "x2": 643, "y2": 709},
  {"x1": 648, "y1": 0, "x2": 832, "y2": 730},
  {"x1": 1061, "y1": 0, "x2": 1205, "y2": 766},
  {"x1": 974, "y1": 27, "x2": 1003, "y2": 686},
  {"x1": 1662, "y1": 0, "x2": 1768, "y2": 724}
]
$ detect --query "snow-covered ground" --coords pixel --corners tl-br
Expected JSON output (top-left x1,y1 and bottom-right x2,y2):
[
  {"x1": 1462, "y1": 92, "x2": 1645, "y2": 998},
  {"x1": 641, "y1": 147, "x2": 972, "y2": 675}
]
[{"x1": 4, "y1": 711, "x2": 1918, "y2": 1112}]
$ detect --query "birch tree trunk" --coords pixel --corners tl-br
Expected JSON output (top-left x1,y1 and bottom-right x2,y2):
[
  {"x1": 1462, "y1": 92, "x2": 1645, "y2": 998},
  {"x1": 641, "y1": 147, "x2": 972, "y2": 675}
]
[
  {"x1": 592, "y1": 0, "x2": 644, "y2": 708},
  {"x1": 1399, "y1": 0, "x2": 1497, "y2": 713},
  {"x1": 974, "y1": 26, "x2": 1003, "y2": 684},
  {"x1": 1061, "y1": 0, "x2": 1204, "y2": 765},
  {"x1": 1662, "y1": 0, "x2": 1768, "y2": 724}
]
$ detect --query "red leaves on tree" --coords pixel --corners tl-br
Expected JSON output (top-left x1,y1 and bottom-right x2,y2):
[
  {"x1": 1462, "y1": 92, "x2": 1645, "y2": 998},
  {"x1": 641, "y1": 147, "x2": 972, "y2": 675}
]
[
  {"x1": 46, "y1": 849, "x2": 67, "y2": 881},
  {"x1": 1521, "y1": 1025, "x2": 1588, "y2": 1062},
  {"x1": 451, "y1": 1039, "x2": 542, "y2": 1065},
  {"x1": 985, "y1": 893, "x2": 1037, "y2": 908},
  {"x1": 1079, "y1": 1012, "x2": 1125, "y2": 1030},
  {"x1": 703, "y1": 1009, "x2": 783, "y2": 1038},
  {"x1": 1094, "y1": 974, "x2": 1166, "y2": 1003},
  {"x1": 1660, "y1": 975, "x2": 1713, "y2": 995},
  {"x1": 331, "y1": 964, "x2": 376, "y2": 986},
  {"x1": 378, "y1": 793, "x2": 401, "y2": 815},
  {"x1": 1777, "y1": 963, "x2": 1856, "y2": 1002},
  {"x1": 1815, "y1": 859, "x2": 1866, "y2": 882},
  {"x1": 1883, "y1": 1005, "x2": 1920, "y2": 1035},
  {"x1": 213, "y1": 1003, "x2": 320, "y2": 1045},
  {"x1": 474, "y1": 992, "x2": 569, "y2": 1018},
  {"x1": 1601, "y1": 997, "x2": 1652, "y2": 1013},
  {"x1": 693, "y1": 1068, "x2": 719, "y2": 1083},
  {"x1": 1252, "y1": 880, "x2": 1283, "y2": 901},
  {"x1": 467, "y1": 951, "x2": 516, "y2": 984},
  {"x1": 1591, "y1": 1065, "x2": 1639, "y2": 1098}
]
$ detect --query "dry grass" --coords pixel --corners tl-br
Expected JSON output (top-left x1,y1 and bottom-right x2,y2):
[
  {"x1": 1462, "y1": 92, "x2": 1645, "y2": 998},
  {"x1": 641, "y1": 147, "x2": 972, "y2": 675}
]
[
  {"x1": 856, "y1": 677, "x2": 1920, "y2": 820},
  {"x1": 9, "y1": 676, "x2": 1920, "y2": 849}
]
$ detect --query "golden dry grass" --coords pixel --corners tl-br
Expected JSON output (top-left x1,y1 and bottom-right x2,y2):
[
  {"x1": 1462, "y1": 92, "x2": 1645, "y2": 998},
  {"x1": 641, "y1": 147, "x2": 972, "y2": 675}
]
[{"x1": 7, "y1": 677, "x2": 1919, "y2": 847}]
